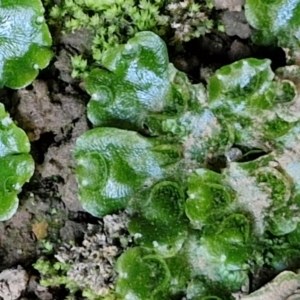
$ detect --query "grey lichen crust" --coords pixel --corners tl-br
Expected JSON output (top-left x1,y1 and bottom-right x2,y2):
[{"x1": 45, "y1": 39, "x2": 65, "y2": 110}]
[{"x1": 54, "y1": 212, "x2": 131, "y2": 298}]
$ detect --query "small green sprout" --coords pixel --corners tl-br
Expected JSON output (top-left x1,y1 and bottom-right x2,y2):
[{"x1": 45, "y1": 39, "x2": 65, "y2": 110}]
[{"x1": 71, "y1": 55, "x2": 88, "y2": 78}]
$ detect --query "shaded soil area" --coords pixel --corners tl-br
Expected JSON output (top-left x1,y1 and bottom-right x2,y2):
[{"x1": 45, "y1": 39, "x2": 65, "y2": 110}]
[{"x1": 0, "y1": 5, "x2": 288, "y2": 300}]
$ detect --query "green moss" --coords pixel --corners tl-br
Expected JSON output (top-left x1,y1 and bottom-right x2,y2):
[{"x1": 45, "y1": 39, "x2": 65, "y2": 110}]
[{"x1": 44, "y1": 0, "x2": 219, "y2": 76}]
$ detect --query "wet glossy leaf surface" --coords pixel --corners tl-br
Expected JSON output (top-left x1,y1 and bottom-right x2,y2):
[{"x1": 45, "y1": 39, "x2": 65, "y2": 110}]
[
  {"x1": 85, "y1": 31, "x2": 177, "y2": 131},
  {"x1": 116, "y1": 247, "x2": 170, "y2": 300},
  {"x1": 128, "y1": 181, "x2": 188, "y2": 257},
  {"x1": 0, "y1": 103, "x2": 34, "y2": 221},
  {"x1": 74, "y1": 128, "x2": 180, "y2": 217},
  {"x1": 208, "y1": 58, "x2": 298, "y2": 149},
  {"x1": 0, "y1": 0, "x2": 52, "y2": 88}
]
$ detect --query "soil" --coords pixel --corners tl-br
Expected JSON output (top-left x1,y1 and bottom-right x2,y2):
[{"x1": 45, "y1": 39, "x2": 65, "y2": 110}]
[{"x1": 0, "y1": 4, "x2": 288, "y2": 300}]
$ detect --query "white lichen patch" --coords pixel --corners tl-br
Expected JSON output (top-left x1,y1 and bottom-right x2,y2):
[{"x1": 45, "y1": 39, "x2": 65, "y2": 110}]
[
  {"x1": 182, "y1": 110, "x2": 225, "y2": 166},
  {"x1": 224, "y1": 163, "x2": 271, "y2": 235},
  {"x1": 133, "y1": 233, "x2": 142, "y2": 240},
  {"x1": 1, "y1": 116, "x2": 12, "y2": 126},
  {"x1": 55, "y1": 212, "x2": 131, "y2": 298},
  {"x1": 186, "y1": 235, "x2": 225, "y2": 282}
]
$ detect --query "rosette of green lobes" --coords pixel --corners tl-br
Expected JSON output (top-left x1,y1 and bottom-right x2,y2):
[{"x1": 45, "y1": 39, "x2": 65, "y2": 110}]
[
  {"x1": 0, "y1": 0, "x2": 52, "y2": 88},
  {"x1": 207, "y1": 58, "x2": 300, "y2": 150},
  {"x1": 116, "y1": 247, "x2": 171, "y2": 300},
  {"x1": 185, "y1": 169, "x2": 235, "y2": 229},
  {"x1": 245, "y1": 0, "x2": 300, "y2": 48},
  {"x1": 0, "y1": 104, "x2": 34, "y2": 221},
  {"x1": 74, "y1": 128, "x2": 181, "y2": 217},
  {"x1": 128, "y1": 181, "x2": 188, "y2": 257},
  {"x1": 85, "y1": 31, "x2": 184, "y2": 131}
]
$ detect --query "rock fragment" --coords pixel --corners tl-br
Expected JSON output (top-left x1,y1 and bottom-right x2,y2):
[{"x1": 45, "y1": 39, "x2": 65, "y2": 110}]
[{"x1": 0, "y1": 266, "x2": 28, "y2": 300}]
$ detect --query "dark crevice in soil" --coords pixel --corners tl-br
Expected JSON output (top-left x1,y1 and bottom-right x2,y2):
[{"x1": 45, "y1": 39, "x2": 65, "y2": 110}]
[
  {"x1": 204, "y1": 145, "x2": 269, "y2": 172},
  {"x1": 249, "y1": 267, "x2": 278, "y2": 293},
  {"x1": 170, "y1": 33, "x2": 286, "y2": 84},
  {"x1": 205, "y1": 155, "x2": 227, "y2": 173},
  {"x1": 0, "y1": 88, "x2": 18, "y2": 113},
  {"x1": 21, "y1": 174, "x2": 64, "y2": 201},
  {"x1": 239, "y1": 149, "x2": 269, "y2": 163},
  {"x1": 31, "y1": 132, "x2": 57, "y2": 164},
  {"x1": 68, "y1": 211, "x2": 102, "y2": 224},
  {"x1": 251, "y1": 45, "x2": 286, "y2": 70}
]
